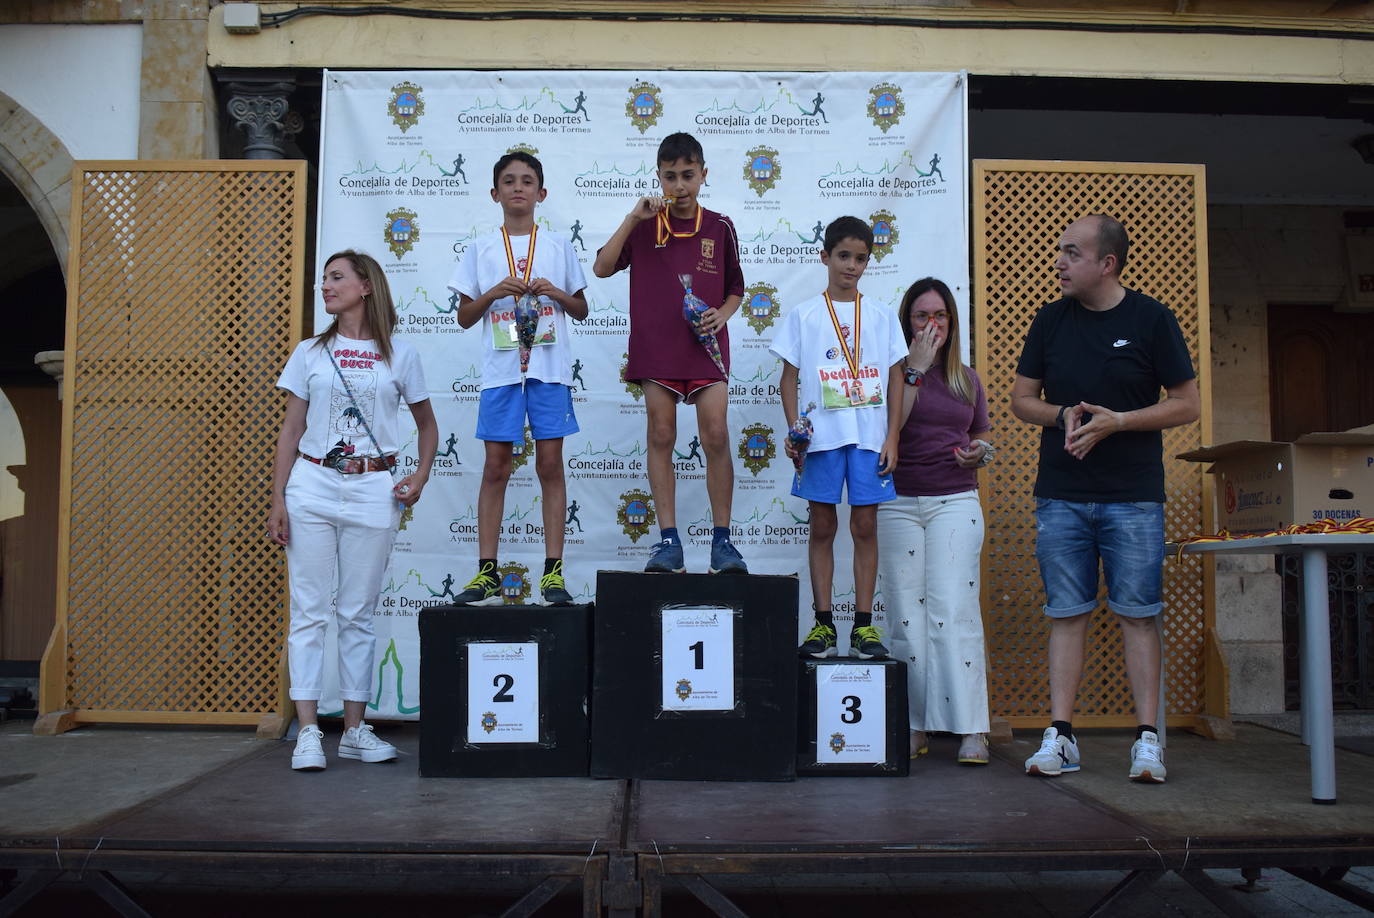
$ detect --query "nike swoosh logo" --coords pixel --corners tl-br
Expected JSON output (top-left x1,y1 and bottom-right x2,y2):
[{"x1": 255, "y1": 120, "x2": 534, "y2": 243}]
[{"x1": 1113, "y1": 339, "x2": 1130, "y2": 348}]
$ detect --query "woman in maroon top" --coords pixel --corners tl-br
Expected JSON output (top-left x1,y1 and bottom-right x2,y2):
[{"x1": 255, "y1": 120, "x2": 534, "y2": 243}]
[{"x1": 878, "y1": 278, "x2": 994, "y2": 765}]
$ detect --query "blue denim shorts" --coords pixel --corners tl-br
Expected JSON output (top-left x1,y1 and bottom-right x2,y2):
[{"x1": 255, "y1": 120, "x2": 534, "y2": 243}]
[
  {"x1": 476, "y1": 379, "x2": 579, "y2": 443},
  {"x1": 791, "y1": 444, "x2": 895, "y2": 506},
  {"x1": 1033, "y1": 498, "x2": 1164, "y2": 619}
]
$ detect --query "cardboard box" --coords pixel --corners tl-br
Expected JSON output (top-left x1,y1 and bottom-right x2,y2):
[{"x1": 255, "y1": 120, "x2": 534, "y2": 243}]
[{"x1": 1178, "y1": 425, "x2": 1374, "y2": 535}]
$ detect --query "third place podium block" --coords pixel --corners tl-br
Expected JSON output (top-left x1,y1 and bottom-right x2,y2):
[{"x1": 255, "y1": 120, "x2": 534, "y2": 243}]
[
  {"x1": 591, "y1": 571, "x2": 799, "y2": 780},
  {"x1": 797, "y1": 658, "x2": 909, "y2": 777}
]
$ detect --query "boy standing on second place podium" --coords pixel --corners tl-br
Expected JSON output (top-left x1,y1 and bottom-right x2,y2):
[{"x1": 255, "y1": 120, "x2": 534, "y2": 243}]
[
  {"x1": 771, "y1": 217, "x2": 907, "y2": 660},
  {"x1": 593, "y1": 132, "x2": 748, "y2": 575},
  {"x1": 449, "y1": 151, "x2": 588, "y2": 605}
]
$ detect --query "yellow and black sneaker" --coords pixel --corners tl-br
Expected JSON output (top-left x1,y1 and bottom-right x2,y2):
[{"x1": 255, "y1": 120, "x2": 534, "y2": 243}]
[
  {"x1": 454, "y1": 561, "x2": 501, "y2": 605},
  {"x1": 540, "y1": 560, "x2": 574, "y2": 606},
  {"x1": 848, "y1": 625, "x2": 890, "y2": 660},
  {"x1": 798, "y1": 622, "x2": 838, "y2": 658}
]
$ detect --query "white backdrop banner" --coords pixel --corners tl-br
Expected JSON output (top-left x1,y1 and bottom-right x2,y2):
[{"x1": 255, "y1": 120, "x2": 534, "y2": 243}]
[{"x1": 314, "y1": 69, "x2": 968, "y2": 718}]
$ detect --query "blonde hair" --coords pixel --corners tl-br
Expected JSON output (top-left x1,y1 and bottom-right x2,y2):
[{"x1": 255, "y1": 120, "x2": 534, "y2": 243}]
[
  {"x1": 314, "y1": 250, "x2": 398, "y2": 363},
  {"x1": 897, "y1": 277, "x2": 974, "y2": 404}
]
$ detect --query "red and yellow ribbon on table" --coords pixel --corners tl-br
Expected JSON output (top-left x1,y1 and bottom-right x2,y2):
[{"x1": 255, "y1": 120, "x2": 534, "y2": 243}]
[{"x1": 1173, "y1": 517, "x2": 1374, "y2": 560}]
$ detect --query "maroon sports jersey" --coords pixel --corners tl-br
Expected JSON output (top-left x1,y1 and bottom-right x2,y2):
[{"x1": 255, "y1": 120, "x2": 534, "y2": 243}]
[{"x1": 605, "y1": 207, "x2": 745, "y2": 382}]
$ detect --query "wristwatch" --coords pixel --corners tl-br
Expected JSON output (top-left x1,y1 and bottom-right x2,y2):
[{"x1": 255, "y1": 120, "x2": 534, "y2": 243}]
[
  {"x1": 1055, "y1": 405, "x2": 1067, "y2": 429},
  {"x1": 902, "y1": 365, "x2": 924, "y2": 387}
]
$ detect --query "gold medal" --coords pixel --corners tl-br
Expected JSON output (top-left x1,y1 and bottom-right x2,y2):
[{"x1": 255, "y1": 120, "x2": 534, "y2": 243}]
[
  {"x1": 823, "y1": 291, "x2": 862, "y2": 390},
  {"x1": 501, "y1": 224, "x2": 538, "y2": 282},
  {"x1": 655, "y1": 204, "x2": 702, "y2": 247}
]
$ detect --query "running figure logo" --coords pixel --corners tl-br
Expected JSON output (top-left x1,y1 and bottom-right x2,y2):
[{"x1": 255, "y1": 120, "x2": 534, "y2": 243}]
[
  {"x1": 566, "y1": 89, "x2": 591, "y2": 120},
  {"x1": 438, "y1": 153, "x2": 468, "y2": 183},
  {"x1": 676, "y1": 435, "x2": 704, "y2": 469},
  {"x1": 805, "y1": 91, "x2": 828, "y2": 123},
  {"x1": 436, "y1": 432, "x2": 462, "y2": 462}
]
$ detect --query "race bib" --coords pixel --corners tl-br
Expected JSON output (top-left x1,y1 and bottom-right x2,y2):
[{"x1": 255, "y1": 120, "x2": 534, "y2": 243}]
[
  {"x1": 491, "y1": 301, "x2": 557, "y2": 350},
  {"x1": 818, "y1": 363, "x2": 884, "y2": 410}
]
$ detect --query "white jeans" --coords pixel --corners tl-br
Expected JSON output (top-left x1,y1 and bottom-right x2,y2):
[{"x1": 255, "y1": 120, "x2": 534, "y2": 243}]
[
  {"x1": 877, "y1": 491, "x2": 990, "y2": 734},
  {"x1": 284, "y1": 458, "x2": 399, "y2": 702}
]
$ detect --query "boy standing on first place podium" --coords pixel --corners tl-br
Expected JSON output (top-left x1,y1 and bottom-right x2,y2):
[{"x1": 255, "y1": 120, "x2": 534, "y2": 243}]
[
  {"x1": 593, "y1": 132, "x2": 748, "y2": 575},
  {"x1": 771, "y1": 217, "x2": 907, "y2": 660},
  {"x1": 449, "y1": 151, "x2": 588, "y2": 605}
]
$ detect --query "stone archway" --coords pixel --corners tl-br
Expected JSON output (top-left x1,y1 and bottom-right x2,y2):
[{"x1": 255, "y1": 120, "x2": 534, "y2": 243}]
[
  {"x1": 0, "y1": 91, "x2": 73, "y2": 279},
  {"x1": 0, "y1": 93, "x2": 69, "y2": 664}
]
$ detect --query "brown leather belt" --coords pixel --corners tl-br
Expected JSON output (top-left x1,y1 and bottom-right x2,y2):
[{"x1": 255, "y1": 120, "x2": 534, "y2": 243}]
[{"x1": 300, "y1": 452, "x2": 397, "y2": 474}]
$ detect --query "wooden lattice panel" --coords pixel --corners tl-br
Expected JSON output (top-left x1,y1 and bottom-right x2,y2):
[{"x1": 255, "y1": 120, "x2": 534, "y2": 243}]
[
  {"x1": 973, "y1": 161, "x2": 1215, "y2": 728},
  {"x1": 40, "y1": 163, "x2": 305, "y2": 731}
]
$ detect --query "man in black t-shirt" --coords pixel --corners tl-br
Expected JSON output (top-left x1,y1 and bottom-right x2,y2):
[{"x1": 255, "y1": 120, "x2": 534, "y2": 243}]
[{"x1": 1011, "y1": 214, "x2": 1200, "y2": 785}]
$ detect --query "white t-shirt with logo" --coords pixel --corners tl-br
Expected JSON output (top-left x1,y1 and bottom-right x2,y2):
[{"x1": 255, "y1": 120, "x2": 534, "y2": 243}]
[
  {"x1": 448, "y1": 229, "x2": 587, "y2": 390},
  {"x1": 769, "y1": 292, "x2": 906, "y2": 454},
  {"x1": 277, "y1": 334, "x2": 429, "y2": 459}
]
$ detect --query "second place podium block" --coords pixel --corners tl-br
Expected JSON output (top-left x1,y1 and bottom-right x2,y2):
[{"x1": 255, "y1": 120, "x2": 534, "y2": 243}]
[
  {"x1": 591, "y1": 571, "x2": 800, "y2": 781},
  {"x1": 418, "y1": 603, "x2": 592, "y2": 778}
]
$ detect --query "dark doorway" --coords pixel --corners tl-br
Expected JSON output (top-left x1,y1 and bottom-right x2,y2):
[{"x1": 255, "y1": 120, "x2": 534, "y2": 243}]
[
  {"x1": 1268, "y1": 302, "x2": 1374, "y2": 710},
  {"x1": 0, "y1": 168, "x2": 64, "y2": 664}
]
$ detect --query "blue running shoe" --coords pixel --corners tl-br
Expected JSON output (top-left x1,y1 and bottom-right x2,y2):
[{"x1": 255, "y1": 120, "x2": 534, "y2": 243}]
[
  {"x1": 709, "y1": 539, "x2": 748, "y2": 574},
  {"x1": 644, "y1": 538, "x2": 686, "y2": 573}
]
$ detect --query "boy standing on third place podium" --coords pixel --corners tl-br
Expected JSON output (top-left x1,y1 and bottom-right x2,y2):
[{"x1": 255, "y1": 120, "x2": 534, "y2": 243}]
[{"x1": 771, "y1": 217, "x2": 907, "y2": 660}]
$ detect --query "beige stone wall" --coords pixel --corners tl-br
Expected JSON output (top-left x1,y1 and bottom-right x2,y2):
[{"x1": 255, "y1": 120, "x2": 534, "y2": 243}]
[
  {"x1": 140, "y1": 0, "x2": 216, "y2": 159},
  {"x1": 1206, "y1": 203, "x2": 1353, "y2": 714},
  {"x1": 0, "y1": 2, "x2": 217, "y2": 158},
  {"x1": 207, "y1": 6, "x2": 1374, "y2": 84},
  {"x1": 0, "y1": 92, "x2": 73, "y2": 277}
]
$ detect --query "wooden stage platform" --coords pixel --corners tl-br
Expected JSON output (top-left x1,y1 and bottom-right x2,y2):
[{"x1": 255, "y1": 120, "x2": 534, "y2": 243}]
[{"x1": 2, "y1": 722, "x2": 1372, "y2": 917}]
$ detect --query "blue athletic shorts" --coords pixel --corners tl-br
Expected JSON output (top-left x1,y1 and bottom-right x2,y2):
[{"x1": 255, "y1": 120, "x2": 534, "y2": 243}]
[
  {"x1": 475, "y1": 379, "x2": 579, "y2": 443},
  {"x1": 791, "y1": 444, "x2": 895, "y2": 506},
  {"x1": 1033, "y1": 498, "x2": 1164, "y2": 619}
]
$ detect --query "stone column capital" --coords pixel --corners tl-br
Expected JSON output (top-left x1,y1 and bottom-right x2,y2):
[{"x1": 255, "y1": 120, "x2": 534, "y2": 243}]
[{"x1": 225, "y1": 78, "x2": 299, "y2": 160}]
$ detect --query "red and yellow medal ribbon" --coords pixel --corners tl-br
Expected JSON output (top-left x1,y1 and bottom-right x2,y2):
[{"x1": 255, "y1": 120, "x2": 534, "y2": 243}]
[
  {"x1": 1172, "y1": 517, "x2": 1374, "y2": 561},
  {"x1": 501, "y1": 224, "x2": 537, "y2": 282},
  {"x1": 655, "y1": 204, "x2": 702, "y2": 247},
  {"x1": 823, "y1": 291, "x2": 862, "y2": 383}
]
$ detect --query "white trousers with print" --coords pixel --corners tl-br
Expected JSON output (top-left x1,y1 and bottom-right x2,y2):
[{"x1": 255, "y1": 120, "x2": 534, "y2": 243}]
[
  {"x1": 877, "y1": 490, "x2": 990, "y2": 734},
  {"x1": 284, "y1": 458, "x2": 399, "y2": 702}
]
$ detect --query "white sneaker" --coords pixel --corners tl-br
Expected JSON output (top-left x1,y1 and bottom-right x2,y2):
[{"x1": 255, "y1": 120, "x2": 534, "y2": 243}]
[
  {"x1": 1129, "y1": 730, "x2": 1167, "y2": 784},
  {"x1": 338, "y1": 722, "x2": 397, "y2": 763},
  {"x1": 291, "y1": 724, "x2": 326, "y2": 771},
  {"x1": 957, "y1": 733, "x2": 990, "y2": 766},
  {"x1": 1025, "y1": 726, "x2": 1080, "y2": 776}
]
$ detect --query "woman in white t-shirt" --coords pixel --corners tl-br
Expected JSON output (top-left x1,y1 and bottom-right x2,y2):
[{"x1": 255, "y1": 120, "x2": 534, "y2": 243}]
[{"x1": 267, "y1": 250, "x2": 437, "y2": 771}]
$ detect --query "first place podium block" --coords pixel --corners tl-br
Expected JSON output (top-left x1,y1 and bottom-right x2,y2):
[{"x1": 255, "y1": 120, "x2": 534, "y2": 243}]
[
  {"x1": 418, "y1": 603, "x2": 591, "y2": 778},
  {"x1": 591, "y1": 571, "x2": 799, "y2": 781}
]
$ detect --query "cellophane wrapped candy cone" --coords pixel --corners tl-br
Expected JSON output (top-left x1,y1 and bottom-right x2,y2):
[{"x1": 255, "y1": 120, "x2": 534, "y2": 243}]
[
  {"x1": 515, "y1": 291, "x2": 540, "y2": 373},
  {"x1": 679, "y1": 274, "x2": 726, "y2": 376},
  {"x1": 786, "y1": 402, "x2": 817, "y2": 470}
]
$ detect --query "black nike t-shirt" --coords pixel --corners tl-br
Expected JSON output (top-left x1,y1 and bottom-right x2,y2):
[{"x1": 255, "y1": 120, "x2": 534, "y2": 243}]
[{"x1": 1015, "y1": 290, "x2": 1195, "y2": 502}]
